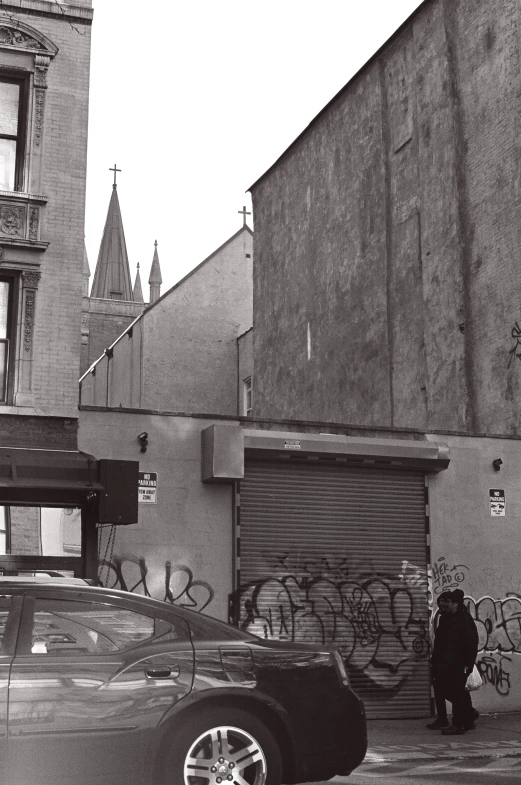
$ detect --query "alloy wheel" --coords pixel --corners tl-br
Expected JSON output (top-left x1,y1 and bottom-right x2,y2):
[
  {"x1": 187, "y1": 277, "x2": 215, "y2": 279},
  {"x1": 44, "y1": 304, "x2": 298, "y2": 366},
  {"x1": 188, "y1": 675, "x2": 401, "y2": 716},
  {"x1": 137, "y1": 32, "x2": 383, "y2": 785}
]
[{"x1": 183, "y1": 724, "x2": 267, "y2": 785}]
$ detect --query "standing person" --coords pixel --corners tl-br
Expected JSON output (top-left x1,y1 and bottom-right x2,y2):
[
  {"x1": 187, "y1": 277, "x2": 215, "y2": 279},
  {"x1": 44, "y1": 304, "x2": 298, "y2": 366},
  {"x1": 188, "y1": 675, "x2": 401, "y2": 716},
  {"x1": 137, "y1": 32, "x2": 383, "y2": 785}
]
[
  {"x1": 433, "y1": 589, "x2": 479, "y2": 735},
  {"x1": 426, "y1": 591, "x2": 452, "y2": 729}
]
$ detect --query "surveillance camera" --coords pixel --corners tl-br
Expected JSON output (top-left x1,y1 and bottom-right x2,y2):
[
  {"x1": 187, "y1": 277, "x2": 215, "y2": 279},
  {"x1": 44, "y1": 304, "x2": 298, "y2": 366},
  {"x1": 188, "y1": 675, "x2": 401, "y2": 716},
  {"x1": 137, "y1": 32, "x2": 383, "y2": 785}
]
[
  {"x1": 137, "y1": 432, "x2": 149, "y2": 453},
  {"x1": 492, "y1": 458, "x2": 503, "y2": 471}
]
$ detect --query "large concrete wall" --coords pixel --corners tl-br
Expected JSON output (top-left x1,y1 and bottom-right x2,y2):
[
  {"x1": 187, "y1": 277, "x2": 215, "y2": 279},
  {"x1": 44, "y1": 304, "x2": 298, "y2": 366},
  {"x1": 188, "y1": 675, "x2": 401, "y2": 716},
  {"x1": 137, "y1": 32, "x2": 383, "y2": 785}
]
[
  {"x1": 251, "y1": 0, "x2": 521, "y2": 436},
  {"x1": 427, "y1": 433, "x2": 521, "y2": 712},
  {"x1": 79, "y1": 409, "x2": 235, "y2": 622}
]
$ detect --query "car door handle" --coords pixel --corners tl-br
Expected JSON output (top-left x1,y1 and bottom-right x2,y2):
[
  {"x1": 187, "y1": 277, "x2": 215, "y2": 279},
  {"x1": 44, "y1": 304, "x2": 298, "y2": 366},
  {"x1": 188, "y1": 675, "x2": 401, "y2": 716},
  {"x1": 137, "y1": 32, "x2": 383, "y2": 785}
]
[{"x1": 145, "y1": 666, "x2": 179, "y2": 679}]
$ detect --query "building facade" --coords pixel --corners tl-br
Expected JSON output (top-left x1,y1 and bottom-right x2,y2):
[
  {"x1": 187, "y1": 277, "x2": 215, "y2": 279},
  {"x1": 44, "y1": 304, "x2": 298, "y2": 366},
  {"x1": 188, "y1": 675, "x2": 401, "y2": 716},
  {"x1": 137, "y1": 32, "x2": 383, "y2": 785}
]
[
  {"x1": 0, "y1": 1, "x2": 137, "y2": 579},
  {"x1": 246, "y1": 0, "x2": 521, "y2": 717}
]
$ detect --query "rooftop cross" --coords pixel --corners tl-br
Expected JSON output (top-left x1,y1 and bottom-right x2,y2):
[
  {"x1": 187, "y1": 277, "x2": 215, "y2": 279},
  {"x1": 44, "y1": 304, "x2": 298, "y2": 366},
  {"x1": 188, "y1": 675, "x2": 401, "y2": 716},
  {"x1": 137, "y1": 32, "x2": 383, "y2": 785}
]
[
  {"x1": 238, "y1": 205, "x2": 251, "y2": 226},
  {"x1": 109, "y1": 164, "x2": 121, "y2": 187}
]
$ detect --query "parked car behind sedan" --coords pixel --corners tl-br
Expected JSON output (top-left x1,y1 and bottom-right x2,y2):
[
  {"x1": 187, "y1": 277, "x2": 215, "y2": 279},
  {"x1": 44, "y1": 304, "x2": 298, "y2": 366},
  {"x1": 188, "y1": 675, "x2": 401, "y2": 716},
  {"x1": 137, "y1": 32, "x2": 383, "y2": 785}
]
[{"x1": 0, "y1": 578, "x2": 367, "y2": 784}]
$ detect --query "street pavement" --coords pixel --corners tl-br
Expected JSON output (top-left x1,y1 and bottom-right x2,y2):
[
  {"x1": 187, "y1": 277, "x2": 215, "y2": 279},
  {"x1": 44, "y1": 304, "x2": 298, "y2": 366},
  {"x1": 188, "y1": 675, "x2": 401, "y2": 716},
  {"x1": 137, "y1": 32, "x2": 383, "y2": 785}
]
[{"x1": 324, "y1": 712, "x2": 521, "y2": 784}]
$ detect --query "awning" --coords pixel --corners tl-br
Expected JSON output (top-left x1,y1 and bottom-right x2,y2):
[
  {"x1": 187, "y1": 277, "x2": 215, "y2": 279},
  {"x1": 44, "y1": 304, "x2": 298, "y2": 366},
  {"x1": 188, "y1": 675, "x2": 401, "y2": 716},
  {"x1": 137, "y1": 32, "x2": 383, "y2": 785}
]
[
  {"x1": 0, "y1": 448, "x2": 139, "y2": 524},
  {"x1": 0, "y1": 447, "x2": 103, "y2": 491}
]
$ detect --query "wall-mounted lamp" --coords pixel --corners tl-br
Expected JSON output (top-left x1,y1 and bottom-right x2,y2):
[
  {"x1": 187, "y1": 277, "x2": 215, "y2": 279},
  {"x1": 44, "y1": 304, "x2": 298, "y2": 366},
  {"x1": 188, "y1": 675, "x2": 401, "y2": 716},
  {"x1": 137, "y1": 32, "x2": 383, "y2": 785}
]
[
  {"x1": 492, "y1": 458, "x2": 503, "y2": 472},
  {"x1": 137, "y1": 432, "x2": 149, "y2": 453}
]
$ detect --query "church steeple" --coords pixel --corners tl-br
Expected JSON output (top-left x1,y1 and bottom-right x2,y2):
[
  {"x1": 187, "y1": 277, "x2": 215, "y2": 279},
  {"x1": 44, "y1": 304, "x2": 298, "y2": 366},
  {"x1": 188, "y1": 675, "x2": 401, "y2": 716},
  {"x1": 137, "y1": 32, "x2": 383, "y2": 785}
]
[
  {"x1": 133, "y1": 263, "x2": 144, "y2": 303},
  {"x1": 90, "y1": 172, "x2": 133, "y2": 301},
  {"x1": 148, "y1": 240, "x2": 162, "y2": 303}
]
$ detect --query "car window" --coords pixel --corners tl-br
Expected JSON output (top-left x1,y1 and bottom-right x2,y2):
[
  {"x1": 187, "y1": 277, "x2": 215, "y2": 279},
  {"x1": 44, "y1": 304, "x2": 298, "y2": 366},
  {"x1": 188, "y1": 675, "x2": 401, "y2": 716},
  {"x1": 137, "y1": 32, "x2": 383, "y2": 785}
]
[
  {"x1": 187, "y1": 612, "x2": 260, "y2": 642},
  {"x1": 28, "y1": 598, "x2": 187, "y2": 655},
  {"x1": 0, "y1": 595, "x2": 10, "y2": 652}
]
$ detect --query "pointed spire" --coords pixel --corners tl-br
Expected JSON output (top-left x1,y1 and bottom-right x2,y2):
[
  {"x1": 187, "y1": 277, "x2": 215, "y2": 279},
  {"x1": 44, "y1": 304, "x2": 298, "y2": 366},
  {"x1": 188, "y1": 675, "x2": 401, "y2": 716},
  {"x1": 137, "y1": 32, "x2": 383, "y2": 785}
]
[
  {"x1": 148, "y1": 240, "x2": 162, "y2": 303},
  {"x1": 90, "y1": 185, "x2": 133, "y2": 301},
  {"x1": 133, "y1": 263, "x2": 144, "y2": 303},
  {"x1": 82, "y1": 240, "x2": 90, "y2": 297}
]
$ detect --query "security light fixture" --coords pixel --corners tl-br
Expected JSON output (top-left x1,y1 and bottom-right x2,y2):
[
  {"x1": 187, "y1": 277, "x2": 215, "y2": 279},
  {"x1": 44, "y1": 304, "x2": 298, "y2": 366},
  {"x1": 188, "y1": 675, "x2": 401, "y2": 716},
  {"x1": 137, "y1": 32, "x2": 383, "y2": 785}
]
[
  {"x1": 492, "y1": 458, "x2": 503, "y2": 471},
  {"x1": 137, "y1": 432, "x2": 149, "y2": 453}
]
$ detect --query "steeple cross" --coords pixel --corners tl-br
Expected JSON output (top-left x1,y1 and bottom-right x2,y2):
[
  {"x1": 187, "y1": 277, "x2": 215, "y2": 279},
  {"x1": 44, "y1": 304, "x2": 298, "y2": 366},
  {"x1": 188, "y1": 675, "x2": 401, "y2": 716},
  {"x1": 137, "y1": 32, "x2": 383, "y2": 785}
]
[
  {"x1": 238, "y1": 205, "x2": 251, "y2": 226},
  {"x1": 109, "y1": 164, "x2": 121, "y2": 187}
]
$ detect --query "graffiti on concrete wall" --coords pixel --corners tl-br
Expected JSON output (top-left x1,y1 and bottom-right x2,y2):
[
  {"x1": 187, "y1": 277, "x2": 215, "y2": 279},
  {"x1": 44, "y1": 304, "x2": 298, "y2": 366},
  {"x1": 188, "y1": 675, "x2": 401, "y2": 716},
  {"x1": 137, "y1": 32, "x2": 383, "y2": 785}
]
[
  {"x1": 508, "y1": 321, "x2": 521, "y2": 368},
  {"x1": 431, "y1": 556, "x2": 469, "y2": 596},
  {"x1": 477, "y1": 654, "x2": 512, "y2": 696},
  {"x1": 234, "y1": 555, "x2": 429, "y2": 694},
  {"x1": 465, "y1": 592, "x2": 521, "y2": 698},
  {"x1": 98, "y1": 555, "x2": 214, "y2": 612},
  {"x1": 466, "y1": 594, "x2": 521, "y2": 655}
]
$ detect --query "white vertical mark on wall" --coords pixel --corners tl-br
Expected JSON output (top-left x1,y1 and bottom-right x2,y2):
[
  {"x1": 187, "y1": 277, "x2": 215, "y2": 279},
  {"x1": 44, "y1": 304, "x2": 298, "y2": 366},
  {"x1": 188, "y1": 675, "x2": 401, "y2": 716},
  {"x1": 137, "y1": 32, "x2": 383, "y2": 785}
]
[{"x1": 307, "y1": 321, "x2": 311, "y2": 360}]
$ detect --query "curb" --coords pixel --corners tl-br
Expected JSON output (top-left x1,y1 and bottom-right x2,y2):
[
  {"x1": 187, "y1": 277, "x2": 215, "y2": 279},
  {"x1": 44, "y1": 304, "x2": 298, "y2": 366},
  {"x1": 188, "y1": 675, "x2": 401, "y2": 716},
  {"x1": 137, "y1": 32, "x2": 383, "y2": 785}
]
[{"x1": 364, "y1": 744, "x2": 521, "y2": 764}]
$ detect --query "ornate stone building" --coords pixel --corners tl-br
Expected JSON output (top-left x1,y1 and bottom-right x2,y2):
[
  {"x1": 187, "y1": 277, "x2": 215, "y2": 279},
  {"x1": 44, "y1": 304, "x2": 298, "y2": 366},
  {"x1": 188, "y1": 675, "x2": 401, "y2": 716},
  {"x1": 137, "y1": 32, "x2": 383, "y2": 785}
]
[{"x1": 0, "y1": 1, "x2": 138, "y2": 579}]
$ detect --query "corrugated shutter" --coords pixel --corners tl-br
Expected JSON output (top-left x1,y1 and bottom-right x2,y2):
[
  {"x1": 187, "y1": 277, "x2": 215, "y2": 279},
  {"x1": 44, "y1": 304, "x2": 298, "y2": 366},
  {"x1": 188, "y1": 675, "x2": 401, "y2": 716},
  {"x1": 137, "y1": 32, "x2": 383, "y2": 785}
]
[{"x1": 238, "y1": 458, "x2": 431, "y2": 719}]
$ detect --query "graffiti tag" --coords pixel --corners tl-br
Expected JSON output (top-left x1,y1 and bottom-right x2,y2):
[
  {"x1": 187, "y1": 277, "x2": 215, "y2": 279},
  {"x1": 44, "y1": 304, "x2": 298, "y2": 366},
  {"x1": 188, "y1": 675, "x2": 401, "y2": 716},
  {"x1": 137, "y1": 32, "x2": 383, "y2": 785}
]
[
  {"x1": 431, "y1": 556, "x2": 468, "y2": 595},
  {"x1": 98, "y1": 556, "x2": 214, "y2": 612},
  {"x1": 234, "y1": 563, "x2": 429, "y2": 693},
  {"x1": 477, "y1": 654, "x2": 512, "y2": 696}
]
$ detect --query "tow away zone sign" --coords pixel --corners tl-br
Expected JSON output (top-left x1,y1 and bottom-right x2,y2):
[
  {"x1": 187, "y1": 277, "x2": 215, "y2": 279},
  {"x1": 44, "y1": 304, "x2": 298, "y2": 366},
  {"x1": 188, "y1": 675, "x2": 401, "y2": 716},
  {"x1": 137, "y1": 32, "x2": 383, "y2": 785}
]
[
  {"x1": 489, "y1": 488, "x2": 505, "y2": 517},
  {"x1": 139, "y1": 472, "x2": 157, "y2": 504}
]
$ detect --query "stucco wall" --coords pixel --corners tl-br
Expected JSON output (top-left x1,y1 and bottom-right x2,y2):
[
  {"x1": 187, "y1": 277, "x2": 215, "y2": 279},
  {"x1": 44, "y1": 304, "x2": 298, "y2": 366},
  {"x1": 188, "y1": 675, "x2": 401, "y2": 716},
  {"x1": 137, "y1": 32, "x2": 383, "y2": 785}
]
[
  {"x1": 79, "y1": 409, "x2": 234, "y2": 621},
  {"x1": 251, "y1": 0, "x2": 521, "y2": 436},
  {"x1": 427, "y1": 433, "x2": 521, "y2": 712}
]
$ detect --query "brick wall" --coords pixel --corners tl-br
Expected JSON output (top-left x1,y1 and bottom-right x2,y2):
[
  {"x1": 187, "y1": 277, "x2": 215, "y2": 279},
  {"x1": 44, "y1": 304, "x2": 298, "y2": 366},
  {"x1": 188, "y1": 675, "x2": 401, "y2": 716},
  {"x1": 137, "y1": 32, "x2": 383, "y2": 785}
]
[
  {"x1": 0, "y1": 414, "x2": 78, "y2": 449},
  {"x1": 0, "y1": 2, "x2": 92, "y2": 422},
  {"x1": 9, "y1": 506, "x2": 40, "y2": 555}
]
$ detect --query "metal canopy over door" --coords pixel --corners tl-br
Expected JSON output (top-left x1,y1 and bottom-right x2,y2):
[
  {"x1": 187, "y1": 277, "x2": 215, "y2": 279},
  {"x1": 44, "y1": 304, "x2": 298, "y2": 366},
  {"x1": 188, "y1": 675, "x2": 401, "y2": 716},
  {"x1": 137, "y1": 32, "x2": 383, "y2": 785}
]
[{"x1": 238, "y1": 458, "x2": 431, "y2": 719}]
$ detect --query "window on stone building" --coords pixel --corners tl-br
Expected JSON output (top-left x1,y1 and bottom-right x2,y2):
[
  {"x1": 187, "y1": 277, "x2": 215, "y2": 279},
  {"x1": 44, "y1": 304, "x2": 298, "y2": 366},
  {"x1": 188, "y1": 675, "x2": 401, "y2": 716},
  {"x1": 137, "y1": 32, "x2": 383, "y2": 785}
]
[
  {"x1": 0, "y1": 276, "x2": 14, "y2": 402},
  {"x1": 0, "y1": 76, "x2": 27, "y2": 192},
  {"x1": 243, "y1": 376, "x2": 252, "y2": 417}
]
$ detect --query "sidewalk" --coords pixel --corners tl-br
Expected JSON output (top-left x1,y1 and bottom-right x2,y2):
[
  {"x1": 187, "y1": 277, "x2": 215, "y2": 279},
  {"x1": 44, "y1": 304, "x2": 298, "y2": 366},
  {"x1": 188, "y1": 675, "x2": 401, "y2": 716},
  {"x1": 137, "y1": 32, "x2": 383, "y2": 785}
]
[{"x1": 365, "y1": 712, "x2": 521, "y2": 763}]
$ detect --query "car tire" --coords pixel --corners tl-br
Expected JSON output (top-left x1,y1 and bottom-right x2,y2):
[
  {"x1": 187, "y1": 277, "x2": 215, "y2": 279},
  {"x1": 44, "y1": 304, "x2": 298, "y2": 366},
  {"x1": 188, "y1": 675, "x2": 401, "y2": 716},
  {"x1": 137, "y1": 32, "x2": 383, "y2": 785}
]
[{"x1": 163, "y1": 706, "x2": 283, "y2": 785}]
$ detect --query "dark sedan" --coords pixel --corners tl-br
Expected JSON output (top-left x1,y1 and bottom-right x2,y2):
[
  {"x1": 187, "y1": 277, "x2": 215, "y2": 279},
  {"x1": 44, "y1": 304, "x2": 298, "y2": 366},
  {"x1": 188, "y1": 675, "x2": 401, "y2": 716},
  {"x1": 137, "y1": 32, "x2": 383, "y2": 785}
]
[{"x1": 0, "y1": 578, "x2": 367, "y2": 784}]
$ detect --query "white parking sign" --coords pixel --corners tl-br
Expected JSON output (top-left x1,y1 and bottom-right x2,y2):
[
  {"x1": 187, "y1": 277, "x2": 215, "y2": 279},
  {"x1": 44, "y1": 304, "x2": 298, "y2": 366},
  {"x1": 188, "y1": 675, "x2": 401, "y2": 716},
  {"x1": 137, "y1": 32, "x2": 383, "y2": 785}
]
[
  {"x1": 138, "y1": 472, "x2": 157, "y2": 504},
  {"x1": 489, "y1": 489, "x2": 505, "y2": 517}
]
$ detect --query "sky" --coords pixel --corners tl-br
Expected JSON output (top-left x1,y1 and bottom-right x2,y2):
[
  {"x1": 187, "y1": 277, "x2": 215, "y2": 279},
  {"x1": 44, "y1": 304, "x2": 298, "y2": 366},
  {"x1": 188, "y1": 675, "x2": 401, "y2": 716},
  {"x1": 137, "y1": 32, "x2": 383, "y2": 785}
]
[{"x1": 84, "y1": 0, "x2": 424, "y2": 296}]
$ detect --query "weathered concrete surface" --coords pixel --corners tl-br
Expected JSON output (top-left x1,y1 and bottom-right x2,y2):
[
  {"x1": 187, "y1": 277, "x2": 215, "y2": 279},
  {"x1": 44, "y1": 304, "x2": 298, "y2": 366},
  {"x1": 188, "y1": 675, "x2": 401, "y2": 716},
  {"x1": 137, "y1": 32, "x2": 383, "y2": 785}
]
[
  {"x1": 79, "y1": 409, "x2": 234, "y2": 622},
  {"x1": 251, "y1": 0, "x2": 521, "y2": 436}
]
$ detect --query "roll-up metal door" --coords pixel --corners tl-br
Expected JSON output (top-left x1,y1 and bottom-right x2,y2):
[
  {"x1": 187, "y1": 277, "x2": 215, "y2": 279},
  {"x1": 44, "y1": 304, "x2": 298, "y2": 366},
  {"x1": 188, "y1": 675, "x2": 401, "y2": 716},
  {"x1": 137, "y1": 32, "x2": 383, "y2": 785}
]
[{"x1": 238, "y1": 458, "x2": 431, "y2": 719}]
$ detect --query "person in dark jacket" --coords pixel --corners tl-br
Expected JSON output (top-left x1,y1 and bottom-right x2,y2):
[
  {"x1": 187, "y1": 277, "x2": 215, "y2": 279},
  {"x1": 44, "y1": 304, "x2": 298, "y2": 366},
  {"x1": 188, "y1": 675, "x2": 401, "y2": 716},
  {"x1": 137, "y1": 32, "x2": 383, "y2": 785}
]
[
  {"x1": 429, "y1": 588, "x2": 479, "y2": 735},
  {"x1": 426, "y1": 591, "x2": 452, "y2": 729}
]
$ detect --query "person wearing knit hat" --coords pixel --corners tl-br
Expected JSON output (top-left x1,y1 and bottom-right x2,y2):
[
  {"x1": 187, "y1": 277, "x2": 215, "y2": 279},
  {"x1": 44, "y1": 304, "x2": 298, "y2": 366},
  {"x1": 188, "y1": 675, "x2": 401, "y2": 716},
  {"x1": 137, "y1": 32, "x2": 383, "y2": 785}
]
[{"x1": 430, "y1": 589, "x2": 479, "y2": 735}]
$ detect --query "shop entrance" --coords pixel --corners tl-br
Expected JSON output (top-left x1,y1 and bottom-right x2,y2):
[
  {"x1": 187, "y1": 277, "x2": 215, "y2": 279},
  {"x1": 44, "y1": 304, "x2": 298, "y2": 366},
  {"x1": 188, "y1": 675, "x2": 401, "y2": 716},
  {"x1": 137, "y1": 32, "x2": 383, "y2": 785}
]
[
  {"x1": 0, "y1": 505, "x2": 84, "y2": 576},
  {"x1": 0, "y1": 448, "x2": 140, "y2": 581}
]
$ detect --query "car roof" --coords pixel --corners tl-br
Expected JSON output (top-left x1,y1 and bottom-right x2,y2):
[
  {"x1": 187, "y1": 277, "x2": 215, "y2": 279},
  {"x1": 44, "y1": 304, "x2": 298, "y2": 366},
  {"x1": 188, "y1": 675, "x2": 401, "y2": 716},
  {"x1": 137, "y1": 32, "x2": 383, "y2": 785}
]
[{"x1": 0, "y1": 575, "x2": 90, "y2": 585}]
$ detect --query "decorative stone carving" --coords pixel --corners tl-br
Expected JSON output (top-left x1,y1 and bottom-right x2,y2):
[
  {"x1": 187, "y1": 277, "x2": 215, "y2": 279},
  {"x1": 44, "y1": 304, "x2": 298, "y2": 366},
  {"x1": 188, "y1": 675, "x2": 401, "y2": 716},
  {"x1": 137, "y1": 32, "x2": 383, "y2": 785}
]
[
  {"x1": 21, "y1": 269, "x2": 41, "y2": 290},
  {"x1": 34, "y1": 55, "x2": 51, "y2": 89},
  {"x1": 29, "y1": 207, "x2": 39, "y2": 240},
  {"x1": 0, "y1": 206, "x2": 24, "y2": 237},
  {"x1": 0, "y1": 26, "x2": 45, "y2": 50},
  {"x1": 34, "y1": 88, "x2": 45, "y2": 146},
  {"x1": 21, "y1": 271, "x2": 40, "y2": 355}
]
